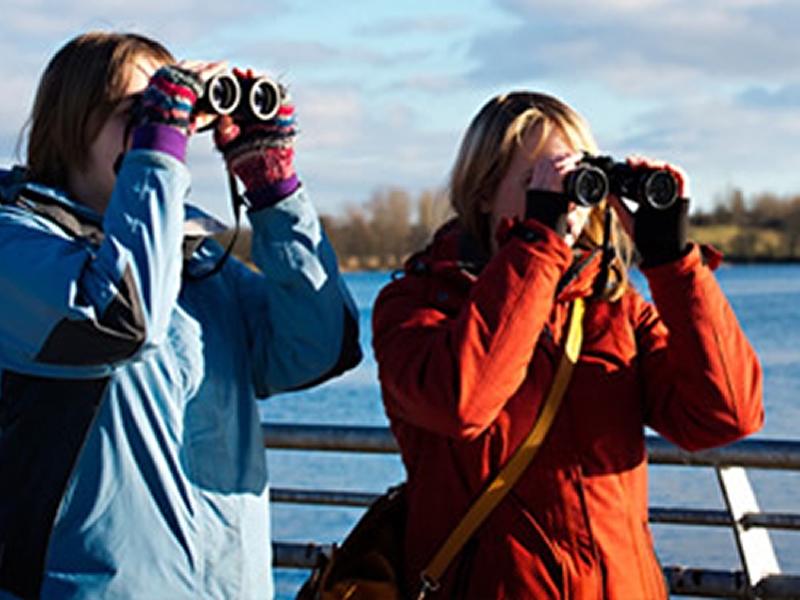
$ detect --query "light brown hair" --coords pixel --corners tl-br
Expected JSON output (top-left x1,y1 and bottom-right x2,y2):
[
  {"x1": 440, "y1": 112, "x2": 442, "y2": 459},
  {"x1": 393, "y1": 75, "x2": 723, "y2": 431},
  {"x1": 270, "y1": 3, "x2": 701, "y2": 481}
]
[
  {"x1": 25, "y1": 31, "x2": 174, "y2": 192},
  {"x1": 448, "y1": 91, "x2": 631, "y2": 299}
]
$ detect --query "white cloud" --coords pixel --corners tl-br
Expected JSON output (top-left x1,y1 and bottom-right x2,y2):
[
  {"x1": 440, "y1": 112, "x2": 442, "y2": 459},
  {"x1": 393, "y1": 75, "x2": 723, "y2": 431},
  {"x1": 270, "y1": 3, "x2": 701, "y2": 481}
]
[
  {"x1": 601, "y1": 96, "x2": 800, "y2": 205},
  {"x1": 482, "y1": 0, "x2": 800, "y2": 90},
  {"x1": 296, "y1": 85, "x2": 367, "y2": 148},
  {"x1": 4, "y1": 0, "x2": 800, "y2": 218},
  {"x1": 355, "y1": 15, "x2": 472, "y2": 37}
]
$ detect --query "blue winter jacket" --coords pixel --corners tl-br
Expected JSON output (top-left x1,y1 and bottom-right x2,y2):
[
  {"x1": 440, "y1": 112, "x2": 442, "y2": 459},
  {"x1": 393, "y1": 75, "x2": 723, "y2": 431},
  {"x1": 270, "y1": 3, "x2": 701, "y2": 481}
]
[{"x1": 0, "y1": 149, "x2": 361, "y2": 599}]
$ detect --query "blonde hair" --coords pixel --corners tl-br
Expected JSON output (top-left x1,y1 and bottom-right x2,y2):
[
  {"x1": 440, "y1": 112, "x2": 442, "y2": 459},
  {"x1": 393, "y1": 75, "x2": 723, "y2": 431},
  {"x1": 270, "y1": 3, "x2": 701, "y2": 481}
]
[
  {"x1": 25, "y1": 31, "x2": 174, "y2": 192},
  {"x1": 448, "y1": 91, "x2": 631, "y2": 300}
]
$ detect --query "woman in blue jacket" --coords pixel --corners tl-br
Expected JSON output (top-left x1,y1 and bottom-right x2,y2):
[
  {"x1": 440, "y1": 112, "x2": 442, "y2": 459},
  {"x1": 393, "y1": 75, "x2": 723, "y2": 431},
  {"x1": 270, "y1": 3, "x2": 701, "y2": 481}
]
[{"x1": 0, "y1": 31, "x2": 361, "y2": 600}]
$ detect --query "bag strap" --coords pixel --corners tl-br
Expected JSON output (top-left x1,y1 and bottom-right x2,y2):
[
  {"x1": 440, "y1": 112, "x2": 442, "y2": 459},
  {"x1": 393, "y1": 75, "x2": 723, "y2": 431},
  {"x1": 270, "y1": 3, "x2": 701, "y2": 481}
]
[{"x1": 417, "y1": 297, "x2": 586, "y2": 599}]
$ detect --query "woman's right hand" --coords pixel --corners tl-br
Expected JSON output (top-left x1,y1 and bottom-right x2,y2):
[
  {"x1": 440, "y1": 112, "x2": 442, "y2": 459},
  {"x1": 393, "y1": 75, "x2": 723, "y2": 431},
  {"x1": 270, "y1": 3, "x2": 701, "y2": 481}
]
[
  {"x1": 524, "y1": 151, "x2": 589, "y2": 245},
  {"x1": 139, "y1": 60, "x2": 227, "y2": 137}
]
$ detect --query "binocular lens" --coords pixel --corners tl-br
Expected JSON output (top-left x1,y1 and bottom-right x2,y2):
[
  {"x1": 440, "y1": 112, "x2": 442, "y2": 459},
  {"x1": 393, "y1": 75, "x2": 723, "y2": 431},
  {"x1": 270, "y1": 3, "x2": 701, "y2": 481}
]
[
  {"x1": 248, "y1": 78, "x2": 281, "y2": 121},
  {"x1": 206, "y1": 73, "x2": 240, "y2": 115},
  {"x1": 568, "y1": 166, "x2": 609, "y2": 207},
  {"x1": 564, "y1": 154, "x2": 679, "y2": 210},
  {"x1": 641, "y1": 170, "x2": 679, "y2": 210}
]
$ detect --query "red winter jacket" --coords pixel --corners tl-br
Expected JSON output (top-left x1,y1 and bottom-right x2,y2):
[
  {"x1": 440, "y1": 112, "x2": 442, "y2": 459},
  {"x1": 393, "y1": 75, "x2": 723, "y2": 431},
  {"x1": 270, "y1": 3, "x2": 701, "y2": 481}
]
[{"x1": 372, "y1": 219, "x2": 763, "y2": 600}]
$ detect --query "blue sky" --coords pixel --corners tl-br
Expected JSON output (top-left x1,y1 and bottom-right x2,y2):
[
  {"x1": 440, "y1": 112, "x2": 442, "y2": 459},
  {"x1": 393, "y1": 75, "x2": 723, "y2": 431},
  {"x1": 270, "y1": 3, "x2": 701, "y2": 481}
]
[{"x1": 2, "y1": 0, "x2": 800, "y2": 222}]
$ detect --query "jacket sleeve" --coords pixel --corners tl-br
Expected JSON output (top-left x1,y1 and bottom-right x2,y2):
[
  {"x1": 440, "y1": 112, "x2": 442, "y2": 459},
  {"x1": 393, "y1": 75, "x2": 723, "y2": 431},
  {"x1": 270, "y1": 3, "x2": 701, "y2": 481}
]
[
  {"x1": 372, "y1": 224, "x2": 572, "y2": 441},
  {"x1": 0, "y1": 150, "x2": 187, "y2": 375},
  {"x1": 636, "y1": 245, "x2": 764, "y2": 451},
  {"x1": 231, "y1": 187, "x2": 362, "y2": 397}
]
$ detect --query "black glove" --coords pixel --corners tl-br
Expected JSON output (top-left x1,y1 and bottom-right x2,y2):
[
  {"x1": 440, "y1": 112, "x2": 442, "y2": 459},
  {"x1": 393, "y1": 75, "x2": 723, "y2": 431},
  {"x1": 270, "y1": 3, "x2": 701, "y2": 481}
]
[
  {"x1": 634, "y1": 197, "x2": 690, "y2": 267},
  {"x1": 525, "y1": 190, "x2": 569, "y2": 238}
]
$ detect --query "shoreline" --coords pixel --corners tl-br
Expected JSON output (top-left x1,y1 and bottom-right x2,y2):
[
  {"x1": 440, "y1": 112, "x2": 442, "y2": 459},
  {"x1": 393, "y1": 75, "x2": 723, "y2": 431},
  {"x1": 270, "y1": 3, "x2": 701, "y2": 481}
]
[{"x1": 338, "y1": 255, "x2": 800, "y2": 273}]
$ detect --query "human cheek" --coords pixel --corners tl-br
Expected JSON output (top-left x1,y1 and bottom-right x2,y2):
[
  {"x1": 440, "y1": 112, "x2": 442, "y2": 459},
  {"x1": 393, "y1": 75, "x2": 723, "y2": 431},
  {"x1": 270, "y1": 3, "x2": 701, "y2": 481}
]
[
  {"x1": 505, "y1": 190, "x2": 527, "y2": 222},
  {"x1": 493, "y1": 185, "x2": 526, "y2": 223}
]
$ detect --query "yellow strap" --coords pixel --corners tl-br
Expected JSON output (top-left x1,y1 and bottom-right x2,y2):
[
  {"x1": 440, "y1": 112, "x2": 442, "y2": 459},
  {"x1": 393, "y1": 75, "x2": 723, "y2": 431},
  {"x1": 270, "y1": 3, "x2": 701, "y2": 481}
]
[{"x1": 419, "y1": 298, "x2": 585, "y2": 596}]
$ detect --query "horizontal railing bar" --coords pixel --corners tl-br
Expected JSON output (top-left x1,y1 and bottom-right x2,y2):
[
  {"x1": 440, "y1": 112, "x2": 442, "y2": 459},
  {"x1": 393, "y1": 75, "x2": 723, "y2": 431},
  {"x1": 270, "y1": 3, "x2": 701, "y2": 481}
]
[
  {"x1": 647, "y1": 436, "x2": 800, "y2": 470},
  {"x1": 264, "y1": 423, "x2": 800, "y2": 470},
  {"x1": 264, "y1": 423, "x2": 397, "y2": 453},
  {"x1": 274, "y1": 541, "x2": 327, "y2": 569},
  {"x1": 270, "y1": 488, "x2": 800, "y2": 532},
  {"x1": 757, "y1": 575, "x2": 800, "y2": 599},
  {"x1": 662, "y1": 565, "x2": 749, "y2": 598},
  {"x1": 649, "y1": 507, "x2": 731, "y2": 527},
  {"x1": 651, "y1": 508, "x2": 800, "y2": 531},
  {"x1": 271, "y1": 487, "x2": 378, "y2": 507},
  {"x1": 272, "y1": 544, "x2": 796, "y2": 599},
  {"x1": 741, "y1": 512, "x2": 800, "y2": 531}
]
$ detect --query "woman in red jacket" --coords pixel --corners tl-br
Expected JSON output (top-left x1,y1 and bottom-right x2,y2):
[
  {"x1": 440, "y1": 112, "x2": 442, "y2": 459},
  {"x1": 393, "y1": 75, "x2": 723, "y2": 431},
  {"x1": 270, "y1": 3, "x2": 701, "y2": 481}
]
[{"x1": 372, "y1": 91, "x2": 764, "y2": 599}]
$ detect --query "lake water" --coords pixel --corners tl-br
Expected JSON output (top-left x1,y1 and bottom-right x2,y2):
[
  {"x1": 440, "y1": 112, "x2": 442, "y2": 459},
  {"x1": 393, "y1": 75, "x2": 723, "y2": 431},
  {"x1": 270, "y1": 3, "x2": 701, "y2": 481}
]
[{"x1": 261, "y1": 264, "x2": 800, "y2": 599}]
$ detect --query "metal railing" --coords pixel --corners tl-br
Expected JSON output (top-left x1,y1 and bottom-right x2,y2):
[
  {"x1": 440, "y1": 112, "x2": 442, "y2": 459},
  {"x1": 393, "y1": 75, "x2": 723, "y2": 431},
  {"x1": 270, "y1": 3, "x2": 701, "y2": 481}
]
[{"x1": 263, "y1": 423, "x2": 800, "y2": 599}]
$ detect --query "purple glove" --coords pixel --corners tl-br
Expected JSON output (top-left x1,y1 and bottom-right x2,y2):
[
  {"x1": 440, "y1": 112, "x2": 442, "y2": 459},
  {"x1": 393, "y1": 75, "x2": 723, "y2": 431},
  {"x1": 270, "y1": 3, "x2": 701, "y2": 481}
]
[
  {"x1": 131, "y1": 64, "x2": 204, "y2": 162},
  {"x1": 138, "y1": 64, "x2": 203, "y2": 135}
]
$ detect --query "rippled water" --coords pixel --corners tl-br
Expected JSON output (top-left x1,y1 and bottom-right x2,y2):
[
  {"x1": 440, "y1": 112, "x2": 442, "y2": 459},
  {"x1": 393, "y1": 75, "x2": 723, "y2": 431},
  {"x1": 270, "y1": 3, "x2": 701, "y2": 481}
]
[{"x1": 261, "y1": 264, "x2": 800, "y2": 599}]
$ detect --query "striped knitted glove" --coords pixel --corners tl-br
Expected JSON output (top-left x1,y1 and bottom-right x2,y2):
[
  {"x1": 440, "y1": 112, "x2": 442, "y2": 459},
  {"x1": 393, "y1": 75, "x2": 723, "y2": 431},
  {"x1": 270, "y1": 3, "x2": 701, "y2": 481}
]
[
  {"x1": 214, "y1": 70, "x2": 298, "y2": 209},
  {"x1": 139, "y1": 64, "x2": 204, "y2": 136}
]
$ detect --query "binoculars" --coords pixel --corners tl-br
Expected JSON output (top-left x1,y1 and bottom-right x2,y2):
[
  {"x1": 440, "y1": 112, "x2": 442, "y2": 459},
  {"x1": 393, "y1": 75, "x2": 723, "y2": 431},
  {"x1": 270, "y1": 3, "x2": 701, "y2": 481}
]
[
  {"x1": 563, "y1": 154, "x2": 679, "y2": 209},
  {"x1": 197, "y1": 71, "x2": 281, "y2": 122}
]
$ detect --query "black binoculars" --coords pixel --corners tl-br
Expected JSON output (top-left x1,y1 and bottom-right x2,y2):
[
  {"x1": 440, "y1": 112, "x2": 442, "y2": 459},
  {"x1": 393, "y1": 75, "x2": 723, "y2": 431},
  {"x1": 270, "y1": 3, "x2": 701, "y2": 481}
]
[
  {"x1": 563, "y1": 154, "x2": 679, "y2": 210},
  {"x1": 197, "y1": 71, "x2": 281, "y2": 122}
]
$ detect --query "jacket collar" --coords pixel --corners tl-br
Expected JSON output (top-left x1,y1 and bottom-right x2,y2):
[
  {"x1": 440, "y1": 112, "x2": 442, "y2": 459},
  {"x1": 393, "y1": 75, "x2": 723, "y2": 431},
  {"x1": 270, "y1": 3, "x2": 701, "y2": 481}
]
[
  {"x1": 405, "y1": 218, "x2": 604, "y2": 301},
  {"x1": 404, "y1": 218, "x2": 490, "y2": 278},
  {"x1": 1, "y1": 166, "x2": 228, "y2": 253}
]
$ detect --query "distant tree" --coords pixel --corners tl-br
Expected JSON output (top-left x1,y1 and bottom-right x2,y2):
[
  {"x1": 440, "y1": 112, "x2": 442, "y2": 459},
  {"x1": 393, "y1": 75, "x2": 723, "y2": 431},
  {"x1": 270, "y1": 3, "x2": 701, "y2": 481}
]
[
  {"x1": 731, "y1": 188, "x2": 748, "y2": 226},
  {"x1": 751, "y1": 192, "x2": 786, "y2": 228},
  {"x1": 783, "y1": 196, "x2": 800, "y2": 257},
  {"x1": 341, "y1": 207, "x2": 378, "y2": 259},
  {"x1": 368, "y1": 188, "x2": 412, "y2": 265},
  {"x1": 410, "y1": 188, "x2": 451, "y2": 250},
  {"x1": 709, "y1": 186, "x2": 747, "y2": 226}
]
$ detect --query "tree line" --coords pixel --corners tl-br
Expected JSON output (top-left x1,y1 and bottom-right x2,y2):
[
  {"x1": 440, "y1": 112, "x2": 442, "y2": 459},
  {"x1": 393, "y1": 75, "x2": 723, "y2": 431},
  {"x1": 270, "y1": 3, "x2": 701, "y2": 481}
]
[
  {"x1": 691, "y1": 188, "x2": 800, "y2": 260},
  {"x1": 219, "y1": 186, "x2": 800, "y2": 270}
]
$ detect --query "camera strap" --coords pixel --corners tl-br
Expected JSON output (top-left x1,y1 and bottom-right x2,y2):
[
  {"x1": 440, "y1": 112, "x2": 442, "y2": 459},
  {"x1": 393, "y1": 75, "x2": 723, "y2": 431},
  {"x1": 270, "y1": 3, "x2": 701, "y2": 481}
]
[
  {"x1": 417, "y1": 297, "x2": 586, "y2": 599},
  {"x1": 592, "y1": 205, "x2": 615, "y2": 298},
  {"x1": 184, "y1": 170, "x2": 244, "y2": 281}
]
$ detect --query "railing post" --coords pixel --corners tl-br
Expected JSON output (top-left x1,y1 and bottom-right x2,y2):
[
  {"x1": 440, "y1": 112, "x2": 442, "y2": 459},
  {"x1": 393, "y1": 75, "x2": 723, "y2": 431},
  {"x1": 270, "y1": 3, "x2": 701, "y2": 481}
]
[{"x1": 716, "y1": 466, "x2": 781, "y2": 598}]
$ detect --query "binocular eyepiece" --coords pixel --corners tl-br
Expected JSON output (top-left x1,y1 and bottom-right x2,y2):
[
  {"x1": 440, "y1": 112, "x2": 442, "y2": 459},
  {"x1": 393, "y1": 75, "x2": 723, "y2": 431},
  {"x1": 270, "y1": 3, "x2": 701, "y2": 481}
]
[
  {"x1": 198, "y1": 71, "x2": 281, "y2": 122},
  {"x1": 563, "y1": 154, "x2": 679, "y2": 210}
]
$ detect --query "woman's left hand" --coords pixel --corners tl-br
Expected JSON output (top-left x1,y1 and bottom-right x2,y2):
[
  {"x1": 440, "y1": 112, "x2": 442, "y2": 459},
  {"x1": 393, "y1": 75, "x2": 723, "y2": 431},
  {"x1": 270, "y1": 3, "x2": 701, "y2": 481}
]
[
  {"x1": 607, "y1": 154, "x2": 691, "y2": 268},
  {"x1": 606, "y1": 154, "x2": 690, "y2": 238},
  {"x1": 139, "y1": 60, "x2": 228, "y2": 137}
]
